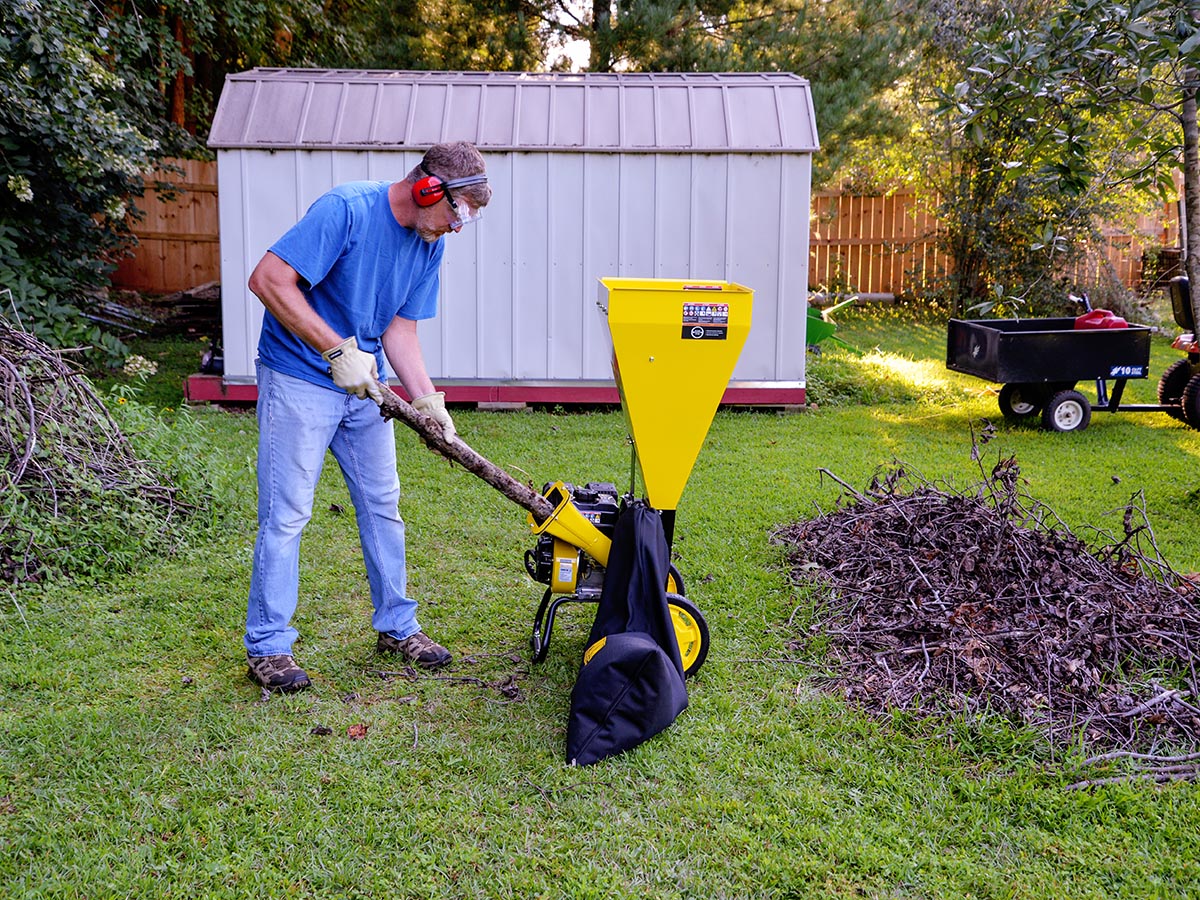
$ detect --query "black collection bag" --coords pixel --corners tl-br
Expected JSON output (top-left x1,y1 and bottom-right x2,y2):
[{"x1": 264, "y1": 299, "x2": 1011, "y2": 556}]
[{"x1": 565, "y1": 500, "x2": 688, "y2": 765}]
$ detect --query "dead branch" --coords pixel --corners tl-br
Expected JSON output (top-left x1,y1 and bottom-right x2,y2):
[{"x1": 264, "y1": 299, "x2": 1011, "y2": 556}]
[
  {"x1": 378, "y1": 390, "x2": 554, "y2": 523},
  {"x1": 775, "y1": 458, "x2": 1200, "y2": 756},
  {"x1": 1, "y1": 316, "x2": 190, "y2": 583}
]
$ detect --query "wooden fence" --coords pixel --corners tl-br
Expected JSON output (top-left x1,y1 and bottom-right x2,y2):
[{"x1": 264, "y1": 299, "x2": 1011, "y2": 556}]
[
  {"x1": 112, "y1": 158, "x2": 219, "y2": 293},
  {"x1": 809, "y1": 191, "x2": 943, "y2": 298},
  {"x1": 111, "y1": 160, "x2": 1182, "y2": 297},
  {"x1": 808, "y1": 189, "x2": 1181, "y2": 298}
]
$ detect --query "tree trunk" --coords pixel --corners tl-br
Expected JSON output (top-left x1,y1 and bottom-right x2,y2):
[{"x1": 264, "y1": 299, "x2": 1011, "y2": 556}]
[
  {"x1": 1187, "y1": 1, "x2": 1200, "y2": 326},
  {"x1": 378, "y1": 392, "x2": 555, "y2": 523},
  {"x1": 170, "y1": 15, "x2": 187, "y2": 128},
  {"x1": 1183, "y1": 72, "x2": 1200, "y2": 327},
  {"x1": 590, "y1": 0, "x2": 614, "y2": 71}
]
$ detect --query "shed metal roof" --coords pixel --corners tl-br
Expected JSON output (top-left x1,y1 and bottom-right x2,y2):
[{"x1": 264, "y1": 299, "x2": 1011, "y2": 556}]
[{"x1": 207, "y1": 68, "x2": 819, "y2": 153}]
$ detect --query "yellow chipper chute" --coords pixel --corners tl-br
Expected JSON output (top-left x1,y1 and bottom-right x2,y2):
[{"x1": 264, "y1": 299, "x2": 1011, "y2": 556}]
[{"x1": 525, "y1": 277, "x2": 752, "y2": 676}]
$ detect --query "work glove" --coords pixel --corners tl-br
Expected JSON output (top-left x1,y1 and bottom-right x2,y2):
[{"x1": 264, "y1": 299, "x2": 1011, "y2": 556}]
[
  {"x1": 412, "y1": 390, "x2": 456, "y2": 442},
  {"x1": 321, "y1": 336, "x2": 385, "y2": 403}
]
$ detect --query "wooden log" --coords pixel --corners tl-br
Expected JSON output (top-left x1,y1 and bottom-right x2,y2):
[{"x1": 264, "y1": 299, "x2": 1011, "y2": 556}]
[{"x1": 378, "y1": 390, "x2": 556, "y2": 524}]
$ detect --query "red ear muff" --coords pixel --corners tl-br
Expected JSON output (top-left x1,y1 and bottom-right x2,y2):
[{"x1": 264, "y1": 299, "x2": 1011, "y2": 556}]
[
  {"x1": 412, "y1": 162, "x2": 488, "y2": 207},
  {"x1": 412, "y1": 174, "x2": 445, "y2": 207}
]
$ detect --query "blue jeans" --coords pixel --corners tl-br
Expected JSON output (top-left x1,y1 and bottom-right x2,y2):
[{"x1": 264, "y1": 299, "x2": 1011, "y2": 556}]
[{"x1": 245, "y1": 361, "x2": 420, "y2": 657}]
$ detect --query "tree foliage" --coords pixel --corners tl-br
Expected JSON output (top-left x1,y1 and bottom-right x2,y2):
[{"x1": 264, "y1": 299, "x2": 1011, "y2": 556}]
[
  {"x1": 574, "y1": 0, "x2": 919, "y2": 186},
  {"x1": 103, "y1": 0, "x2": 368, "y2": 135},
  {"x1": 0, "y1": 0, "x2": 178, "y2": 360},
  {"x1": 356, "y1": 0, "x2": 547, "y2": 71},
  {"x1": 714, "y1": 0, "x2": 920, "y2": 186},
  {"x1": 894, "y1": 0, "x2": 1195, "y2": 314},
  {"x1": 121, "y1": 0, "x2": 551, "y2": 134}
]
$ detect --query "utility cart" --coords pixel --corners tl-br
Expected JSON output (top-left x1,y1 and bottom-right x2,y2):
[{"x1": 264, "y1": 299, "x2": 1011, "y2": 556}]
[
  {"x1": 947, "y1": 277, "x2": 1200, "y2": 433},
  {"x1": 946, "y1": 315, "x2": 1159, "y2": 432}
]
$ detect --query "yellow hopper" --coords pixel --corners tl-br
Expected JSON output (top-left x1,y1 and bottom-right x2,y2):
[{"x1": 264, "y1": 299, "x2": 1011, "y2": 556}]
[{"x1": 601, "y1": 276, "x2": 753, "y2": 521}]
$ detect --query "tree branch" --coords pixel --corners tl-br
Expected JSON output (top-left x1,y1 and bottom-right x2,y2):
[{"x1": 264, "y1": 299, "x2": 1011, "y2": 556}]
[{"x1": 378, "y1": 391, "x2": 555, "y2": 524}]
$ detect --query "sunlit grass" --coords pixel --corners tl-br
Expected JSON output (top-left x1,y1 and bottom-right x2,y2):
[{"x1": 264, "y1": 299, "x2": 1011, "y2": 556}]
[{"x1": 4, "y1": 312, "x2": 1200, "y2": 898}]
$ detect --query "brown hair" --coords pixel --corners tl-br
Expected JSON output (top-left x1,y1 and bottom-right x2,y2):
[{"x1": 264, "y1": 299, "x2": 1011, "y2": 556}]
[{"x1": 407, "y1": 141, "x2": 492, "y2": 209}]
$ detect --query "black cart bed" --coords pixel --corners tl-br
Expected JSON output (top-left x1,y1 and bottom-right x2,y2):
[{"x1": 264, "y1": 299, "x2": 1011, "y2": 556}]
[{"x1": 946, "y1": 317, "x2": 1152, "y2": 383}]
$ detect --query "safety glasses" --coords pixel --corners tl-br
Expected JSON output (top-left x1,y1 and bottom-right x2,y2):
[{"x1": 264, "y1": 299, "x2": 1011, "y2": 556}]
[{"x1": 445, "y1": 190, "x2": 482, "y2": 231}]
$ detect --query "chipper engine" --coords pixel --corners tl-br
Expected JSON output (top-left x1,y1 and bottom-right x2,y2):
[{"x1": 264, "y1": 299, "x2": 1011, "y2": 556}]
[{"x1": 380, "y1": 277, "x2": 753, "y2": 678}]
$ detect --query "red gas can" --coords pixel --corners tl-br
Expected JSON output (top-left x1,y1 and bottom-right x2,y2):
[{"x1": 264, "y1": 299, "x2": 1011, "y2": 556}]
[{"x1": 1074, "y1": 309, "x2": 1128, "y2": 330}]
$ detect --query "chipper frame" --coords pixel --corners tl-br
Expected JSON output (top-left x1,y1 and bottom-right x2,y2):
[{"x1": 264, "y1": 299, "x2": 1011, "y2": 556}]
[{"x1": 380, "y1": 277, "x2": 753, "y2": 677}]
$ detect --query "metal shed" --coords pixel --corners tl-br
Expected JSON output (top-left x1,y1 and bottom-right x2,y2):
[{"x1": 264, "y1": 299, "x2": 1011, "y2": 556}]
[{"x1": 198, "y1": 68, "x2": 819, "y2": 404}]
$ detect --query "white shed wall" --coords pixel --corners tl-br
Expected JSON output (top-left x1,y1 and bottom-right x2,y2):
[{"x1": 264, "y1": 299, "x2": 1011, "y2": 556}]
[{"x1": 218, "y1": 148, "x2": 810, "y2": 387}]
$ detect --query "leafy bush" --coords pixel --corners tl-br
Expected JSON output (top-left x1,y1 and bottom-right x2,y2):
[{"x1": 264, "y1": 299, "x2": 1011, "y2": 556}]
[{"x1": 0, "y1": 0, "x2": 187, "y2": 365}]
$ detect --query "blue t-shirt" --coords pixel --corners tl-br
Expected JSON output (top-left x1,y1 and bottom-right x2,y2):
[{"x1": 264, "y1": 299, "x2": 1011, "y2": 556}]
[{"x1": 257, "y1": 181, "x2": 444, "y2": 388}]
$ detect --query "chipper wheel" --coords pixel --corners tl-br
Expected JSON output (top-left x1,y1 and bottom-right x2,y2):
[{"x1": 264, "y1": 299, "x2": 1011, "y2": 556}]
[
  {"x1": 666, "y1": 563, "x2": 685, "y2": 596},
  {"x1": 997, "y1": 383, "x2": 1044, "y2": 422},
  {"x1": 666, "y1": 593, "x2": 709, "y2": 678},
  {"x1": 1042, "y1": 389, "x2": 1091, "y2": 432},
  {"x1": 1157, "y1": 359, "x2": 1193, "y2": 422}
]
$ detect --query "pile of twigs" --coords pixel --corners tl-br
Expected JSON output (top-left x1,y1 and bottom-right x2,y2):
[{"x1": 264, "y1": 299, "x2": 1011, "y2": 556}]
[
  {"x1": 773, "y1": 456, "x2": 1200, "y2": 781},
  {"x1": 0, "y1": 316, "x2": 184, "y2": 583}
]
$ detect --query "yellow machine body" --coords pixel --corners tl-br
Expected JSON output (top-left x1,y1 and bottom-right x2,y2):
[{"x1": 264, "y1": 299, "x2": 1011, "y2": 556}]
[
  {"x1": 549, "y1": 538, "x2": 581, "y2": 593},
  {"x1": 528, "y1": 481, "x2": 612, "y2": 568},
  {"x1": 525, "y1": 281, "x2": 748, "y2": 676},
  {"x1": 600, "y1": 277, "x2": 753, "y2": 511}
]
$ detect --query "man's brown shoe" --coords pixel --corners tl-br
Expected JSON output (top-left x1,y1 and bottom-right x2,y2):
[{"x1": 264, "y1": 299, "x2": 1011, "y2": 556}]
[
  {"x1": 377, "y1": 631, "x2": 452, "y2": 669},
  {"x1": 247, "y1": 653, "x2": 311, "y2": 693}
]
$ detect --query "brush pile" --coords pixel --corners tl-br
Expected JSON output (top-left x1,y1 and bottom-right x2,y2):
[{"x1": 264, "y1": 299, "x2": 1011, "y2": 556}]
[
  {"x1": 0, "y1": 317, "x2": 187, "y2": 584},
  {"x1": 774, "y1": 456, "x2": 1200, "y2": 772}
]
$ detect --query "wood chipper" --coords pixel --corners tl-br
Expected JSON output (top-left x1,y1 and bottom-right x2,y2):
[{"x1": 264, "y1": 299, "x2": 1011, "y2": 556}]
[
  {"x1": 378, "y1": 277, "x2": 752, "y2": 677},
  {"x1": 523, "y1": 278, "x2": 753, "y2": 676}
]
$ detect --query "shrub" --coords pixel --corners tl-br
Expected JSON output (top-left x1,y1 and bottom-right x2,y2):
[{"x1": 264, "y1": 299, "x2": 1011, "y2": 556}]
[{"x1": 0, "y1": 0, "x2": 188, "y2": 366}]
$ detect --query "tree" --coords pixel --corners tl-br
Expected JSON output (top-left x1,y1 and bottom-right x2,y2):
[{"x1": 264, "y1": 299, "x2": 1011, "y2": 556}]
[
  {"x1": 107, "y1": 1, "x2": 551, "y2": 137},
  {"x1": 355, "y1": 0, "x2": 547, "y2": 71},
  {"x1": 711, "y1": 0, "x2": 921, "y2": 186},
  {"x1": 938, "y1": 0, "x2": 1200, "y2": 315},
  {"x1": 103, "y1": 0, "x2": 371, "y2": 137},
  {"x1": 574, "y1": 0, "x2": 920, "y2": 186}
]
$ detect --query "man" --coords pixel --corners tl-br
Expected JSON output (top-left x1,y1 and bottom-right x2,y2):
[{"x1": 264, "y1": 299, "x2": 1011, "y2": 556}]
[{"x1": 243, "y1": 141, "x2": 491, "y2": 693}]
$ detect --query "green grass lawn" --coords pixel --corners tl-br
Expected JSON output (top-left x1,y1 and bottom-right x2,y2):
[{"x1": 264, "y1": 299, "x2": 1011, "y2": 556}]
[{"x1": 4, "y1": 308, "x2": 1200, "y2": 898}]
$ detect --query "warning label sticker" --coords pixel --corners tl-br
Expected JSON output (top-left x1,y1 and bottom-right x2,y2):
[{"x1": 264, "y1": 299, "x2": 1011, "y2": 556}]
[
  {"x1": 682, "y1": 302, "x2": 729, "y2": 340},
  {"x1": 682, "y1": 302, "x2": 730, "y2": 325},
  {"x1": 682, "y1": 325, "x2": 728, "y2": 340}
]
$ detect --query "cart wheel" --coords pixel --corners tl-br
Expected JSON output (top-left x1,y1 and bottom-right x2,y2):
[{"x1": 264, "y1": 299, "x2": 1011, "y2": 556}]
[
  {"x1": 997, "y1": 383, "x2": 1043, "y2": 421},
  {"x1": 1042, "y1": 389, "x2": 1091, "y2": 432},
  {"x1": 1182, "y1": 374, "x2": 1200, "y2": 429},
  {"x1": 666, "y1": 563, "x2": 685, "y2": 597},
  {"x1": 666, "y1": 592, "x2": 709, "y2": 678},
  {"x1": 1158, "y1": 359, "x2": 1193, "y2": 422}
]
